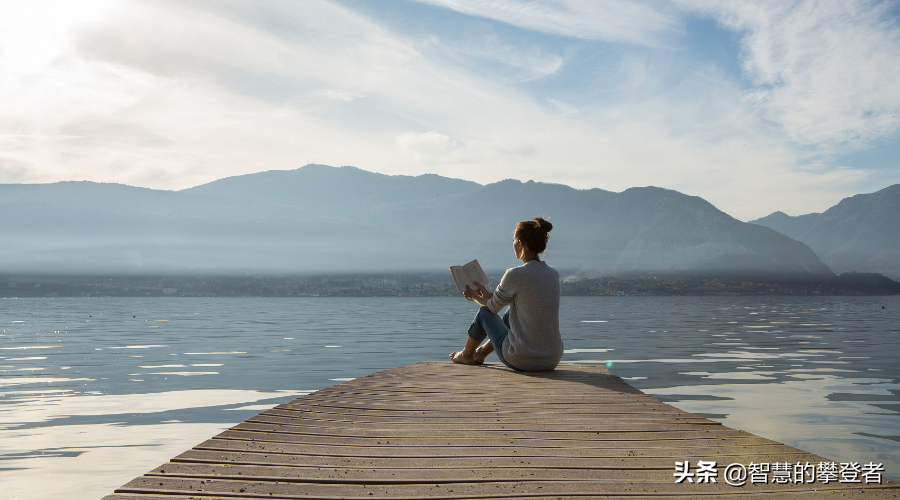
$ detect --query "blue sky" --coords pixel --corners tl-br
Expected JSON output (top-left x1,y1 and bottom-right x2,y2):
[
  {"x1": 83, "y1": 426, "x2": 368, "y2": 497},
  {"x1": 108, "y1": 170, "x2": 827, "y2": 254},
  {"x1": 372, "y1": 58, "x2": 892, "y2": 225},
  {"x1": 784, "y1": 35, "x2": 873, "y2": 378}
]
[{"x1": 1, "y1": 0, "x2": 898, "y2": 220}]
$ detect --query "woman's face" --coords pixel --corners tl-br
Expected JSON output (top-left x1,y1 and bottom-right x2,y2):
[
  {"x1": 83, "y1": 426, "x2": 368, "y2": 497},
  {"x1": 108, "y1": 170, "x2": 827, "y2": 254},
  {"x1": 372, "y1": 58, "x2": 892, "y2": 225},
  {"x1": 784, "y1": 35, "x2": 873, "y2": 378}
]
[{"x1": 513, "y1": 238, "x2": 523, "y2": 259}]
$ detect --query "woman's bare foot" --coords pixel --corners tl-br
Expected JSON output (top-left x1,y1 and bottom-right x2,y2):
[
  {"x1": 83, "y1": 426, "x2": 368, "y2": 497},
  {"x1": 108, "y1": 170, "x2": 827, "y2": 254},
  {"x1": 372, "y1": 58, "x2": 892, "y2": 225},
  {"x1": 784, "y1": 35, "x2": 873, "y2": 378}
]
[
  {"x1": 449, "y1": 350, "x2": 479, "y2": 365},
  {"x1": 473, "y1": 340, "x2": 494, "y2": 364},
  {"x1": 450, "y1": 337, "x2": 483, "y2": 365}
]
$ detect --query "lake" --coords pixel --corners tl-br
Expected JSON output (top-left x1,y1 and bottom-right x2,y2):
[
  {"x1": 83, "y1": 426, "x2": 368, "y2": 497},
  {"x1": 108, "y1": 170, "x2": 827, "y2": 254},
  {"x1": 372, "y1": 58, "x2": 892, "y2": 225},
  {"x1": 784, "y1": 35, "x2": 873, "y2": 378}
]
[{"x1": 1, "y1": 295, "x2": 898, "y2": 499}]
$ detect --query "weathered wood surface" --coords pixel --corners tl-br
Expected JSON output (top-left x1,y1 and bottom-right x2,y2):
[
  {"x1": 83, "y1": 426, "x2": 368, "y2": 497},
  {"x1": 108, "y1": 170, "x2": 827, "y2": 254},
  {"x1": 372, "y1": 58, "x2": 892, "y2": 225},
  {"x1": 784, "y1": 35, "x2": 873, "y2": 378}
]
[{"x1": 103, "y1": 361, "x2": 898, "y2": 499}]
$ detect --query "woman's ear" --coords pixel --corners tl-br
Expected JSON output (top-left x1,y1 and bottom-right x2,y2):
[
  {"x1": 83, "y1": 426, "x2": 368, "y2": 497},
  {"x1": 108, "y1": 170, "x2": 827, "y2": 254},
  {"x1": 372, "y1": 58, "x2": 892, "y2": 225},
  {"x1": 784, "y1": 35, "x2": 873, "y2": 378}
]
[{"x1": 517, "y1": 240, "x2": 530, "y2": 258}]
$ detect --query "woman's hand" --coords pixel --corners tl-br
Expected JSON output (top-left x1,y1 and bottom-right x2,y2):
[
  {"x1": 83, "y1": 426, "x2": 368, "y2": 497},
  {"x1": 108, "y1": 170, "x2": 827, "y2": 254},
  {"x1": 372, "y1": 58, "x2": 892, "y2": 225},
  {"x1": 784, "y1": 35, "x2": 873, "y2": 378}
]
[
  {"x1": 472, "y1": 281, "x2": 493, "y2": 300},
  {"x1": 463, "y1": 281, "x2": 492, "y2": 307}
]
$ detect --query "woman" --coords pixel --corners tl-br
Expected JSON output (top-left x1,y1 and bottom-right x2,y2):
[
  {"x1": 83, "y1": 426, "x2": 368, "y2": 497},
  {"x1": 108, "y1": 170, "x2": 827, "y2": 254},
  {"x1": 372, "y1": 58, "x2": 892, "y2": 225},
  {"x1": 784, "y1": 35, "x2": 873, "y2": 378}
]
[{"x1": 449, "y1": 217, "x2": 563, "y2": 371}]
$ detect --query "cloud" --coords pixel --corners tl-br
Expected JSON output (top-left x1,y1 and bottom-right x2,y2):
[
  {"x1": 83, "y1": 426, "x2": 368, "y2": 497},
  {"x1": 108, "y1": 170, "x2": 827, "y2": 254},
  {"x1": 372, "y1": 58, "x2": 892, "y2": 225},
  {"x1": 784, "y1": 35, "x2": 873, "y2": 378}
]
[
  {"x1": 310, "y1": 89, "x2": 366, "y2": 102},
  {"x1": 0, "y1": 0, "x2": 425, "y2": 186},
  {"x1": 0, "y1": 0, "x2": 589, "y2": 190},
  {"x1": 546, "y1": 98, "x2": 579, "y2": 117},
  {"x1": 414, "y1": 0, "x2": 683, "y2": 47},
  {"x1": 680, "y1": 0, "x2": 900, "y2": 152},
  {"x1": 397, "y1": 130, "x2": 458, "y2": 156},
  {"x1": 0, "y1": 0, "x2": 896, "y2": 221},
  {"x1": 71, "y1": 1, "x2": 418, "y2": 103},
  {"x1": 424, "y1": 25, "x2": 565, "y2": 82}
]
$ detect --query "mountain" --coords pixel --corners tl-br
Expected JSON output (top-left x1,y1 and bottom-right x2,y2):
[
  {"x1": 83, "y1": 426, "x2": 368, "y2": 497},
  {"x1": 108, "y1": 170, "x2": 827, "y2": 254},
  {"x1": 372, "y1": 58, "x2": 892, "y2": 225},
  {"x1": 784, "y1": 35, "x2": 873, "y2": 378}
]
[
  {"x1": 749, "y1": 211, "x2": 820, "y2": 240},
  {"x1": 185, "y1": 165, "x2": 481, "y2": 221},
  {"x1": 0, "y1": 180, "x2": 384, "y2": 274},
  {"x1": 751, "y1": 184, "x2": 900, "y2": 280},
  {"x1": 0, "y1": 165, "x2": 833, "y2": 276}
]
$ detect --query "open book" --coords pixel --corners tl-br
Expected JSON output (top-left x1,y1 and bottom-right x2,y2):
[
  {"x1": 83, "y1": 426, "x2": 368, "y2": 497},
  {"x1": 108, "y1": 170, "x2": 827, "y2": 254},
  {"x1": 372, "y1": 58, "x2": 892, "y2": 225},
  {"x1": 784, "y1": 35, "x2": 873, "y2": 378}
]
[{"x1": 449, "y1": 259, "x2": 489, "y2": 293}]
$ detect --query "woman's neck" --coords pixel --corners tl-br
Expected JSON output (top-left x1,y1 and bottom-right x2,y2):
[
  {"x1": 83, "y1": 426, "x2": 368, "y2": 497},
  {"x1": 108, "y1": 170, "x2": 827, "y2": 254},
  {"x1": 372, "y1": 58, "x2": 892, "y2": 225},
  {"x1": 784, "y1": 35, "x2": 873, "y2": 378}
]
[{"x1": 521, "y1": 253, "x2": 540, "y2": 264}]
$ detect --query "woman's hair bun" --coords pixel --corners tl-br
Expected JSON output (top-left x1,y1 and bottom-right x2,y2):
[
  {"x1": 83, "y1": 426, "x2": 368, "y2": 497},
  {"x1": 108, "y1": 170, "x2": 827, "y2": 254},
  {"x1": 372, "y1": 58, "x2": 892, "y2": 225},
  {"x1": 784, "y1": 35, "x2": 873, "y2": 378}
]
[{"x1": 515, "y1": 216, "x2": 553, "y2": 254}]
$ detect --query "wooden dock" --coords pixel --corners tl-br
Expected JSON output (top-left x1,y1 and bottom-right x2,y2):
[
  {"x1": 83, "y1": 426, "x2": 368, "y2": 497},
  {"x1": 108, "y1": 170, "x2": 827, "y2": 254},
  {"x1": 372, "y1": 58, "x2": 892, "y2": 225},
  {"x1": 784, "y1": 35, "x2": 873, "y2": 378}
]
[{"x1": 104, "y1": 361, "x2": 898, "y2": 499}]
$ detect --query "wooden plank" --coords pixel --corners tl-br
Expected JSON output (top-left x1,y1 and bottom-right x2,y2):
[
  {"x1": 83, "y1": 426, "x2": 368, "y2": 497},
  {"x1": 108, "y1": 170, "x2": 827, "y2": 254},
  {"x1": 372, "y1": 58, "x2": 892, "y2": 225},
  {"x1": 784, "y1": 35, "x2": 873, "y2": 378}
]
[
  {"x1": 189, "y1": 440, "x2": 821, "y2": 461},
  {"x1": 103, "y1": 361, "x2": 899, "y2": 499},
  {"x1": 278, "y1": 401, "x2": 693, "y2": 411},
  {"x1": 225, "y1": 424, "x2": 786, "y2": 448},
  {"x1": 150, "y1": 460, "x2": 815, "y2": 481},
  {"x1": 101, "y1": 492, "x2": 899, "y2": 500},
  {"x1": 239, "y1": 418, "x2": 769, "y2": 441},
  {"x1": 108, "y1": 475, "x2": 900, "y2": 499},
  {"x1": 170, "y1": 449, "x2": 821, "y2": 468},
  {"x1": 252, "y1": 412, "x2": 720, "y2": 427}
]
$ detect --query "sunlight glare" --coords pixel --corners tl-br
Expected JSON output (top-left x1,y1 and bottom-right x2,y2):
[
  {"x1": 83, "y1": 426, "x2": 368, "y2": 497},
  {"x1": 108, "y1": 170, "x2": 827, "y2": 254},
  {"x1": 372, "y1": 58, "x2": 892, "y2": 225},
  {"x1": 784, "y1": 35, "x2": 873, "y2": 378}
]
[{"x1": 0, "y1": 0, "x2": 116, "y2": 76}]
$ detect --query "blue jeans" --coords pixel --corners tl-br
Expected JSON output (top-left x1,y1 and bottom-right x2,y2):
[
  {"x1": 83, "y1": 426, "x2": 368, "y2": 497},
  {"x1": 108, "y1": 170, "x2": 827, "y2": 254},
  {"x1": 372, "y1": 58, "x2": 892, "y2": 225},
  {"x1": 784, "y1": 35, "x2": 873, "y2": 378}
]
[{"x1": 467, "y1": 307, "x2": 518, "y2": 370}]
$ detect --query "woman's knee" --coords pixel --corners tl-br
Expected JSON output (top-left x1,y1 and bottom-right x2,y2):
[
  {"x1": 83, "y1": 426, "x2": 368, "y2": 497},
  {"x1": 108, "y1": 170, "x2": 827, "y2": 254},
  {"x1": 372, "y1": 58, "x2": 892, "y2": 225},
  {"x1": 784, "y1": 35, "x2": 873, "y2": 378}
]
[{"x1": 476, "y1": 306, "x2": 494, "y2": 320}]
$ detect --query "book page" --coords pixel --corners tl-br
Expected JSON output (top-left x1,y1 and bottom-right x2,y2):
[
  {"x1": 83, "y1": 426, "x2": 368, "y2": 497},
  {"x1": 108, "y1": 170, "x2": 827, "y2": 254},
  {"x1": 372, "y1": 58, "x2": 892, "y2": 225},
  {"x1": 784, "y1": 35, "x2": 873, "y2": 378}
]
[
  {"x1": 462, "y1": 259, "x2": 488, "y2": 288},
  {"x1": 449, "y1": 266, "x2": 469, "y2": 292},
  {"x1": 450, "y1": 259, "x2": 488, "y2": 293}
]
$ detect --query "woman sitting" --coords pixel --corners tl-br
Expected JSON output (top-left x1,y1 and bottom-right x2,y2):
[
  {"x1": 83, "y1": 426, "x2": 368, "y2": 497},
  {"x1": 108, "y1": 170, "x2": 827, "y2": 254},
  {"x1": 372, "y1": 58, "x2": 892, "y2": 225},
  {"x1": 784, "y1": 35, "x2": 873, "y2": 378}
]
[{"x1": 450, "y1": 217, "x2": 563, "y2": 371}]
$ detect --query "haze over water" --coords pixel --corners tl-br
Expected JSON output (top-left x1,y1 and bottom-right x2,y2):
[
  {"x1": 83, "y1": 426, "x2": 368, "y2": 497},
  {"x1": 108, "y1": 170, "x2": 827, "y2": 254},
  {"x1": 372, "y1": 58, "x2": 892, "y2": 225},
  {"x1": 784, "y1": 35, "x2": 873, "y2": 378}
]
[{"x1": 1, "y1": 295, "x2": 898, "y2": 499}]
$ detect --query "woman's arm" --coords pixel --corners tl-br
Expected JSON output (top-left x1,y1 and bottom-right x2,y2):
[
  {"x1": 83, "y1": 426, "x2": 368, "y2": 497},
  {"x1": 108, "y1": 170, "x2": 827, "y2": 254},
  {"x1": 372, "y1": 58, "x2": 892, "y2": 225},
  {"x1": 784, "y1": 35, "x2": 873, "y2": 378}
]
[{"x1": 485, "y1": 275, "x2": 513, "y2": 314}]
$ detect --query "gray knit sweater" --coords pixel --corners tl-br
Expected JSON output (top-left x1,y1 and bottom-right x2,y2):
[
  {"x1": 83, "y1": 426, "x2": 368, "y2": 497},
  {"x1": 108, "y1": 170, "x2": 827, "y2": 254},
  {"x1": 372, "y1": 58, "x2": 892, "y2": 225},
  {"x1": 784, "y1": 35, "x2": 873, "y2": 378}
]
[{"x1": 486, "y1": 260, "x2": 563, "y2": 371}]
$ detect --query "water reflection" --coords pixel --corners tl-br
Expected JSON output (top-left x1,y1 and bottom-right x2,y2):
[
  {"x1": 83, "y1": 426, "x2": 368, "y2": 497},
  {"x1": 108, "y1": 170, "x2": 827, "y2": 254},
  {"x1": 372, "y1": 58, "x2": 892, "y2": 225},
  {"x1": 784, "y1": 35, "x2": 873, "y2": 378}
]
[
  {"x1": 559, "y1": 296, "x2": 900, "y2": 483},
  {"x1": 0, "y1": 295, "x2": 897, "y2": 499},
  {"x1": 0, "y1": 387, "x2": 312, "y2": 500},
  {"x1": 647, "y1": 376, "x2": 900, "y2": 476}
]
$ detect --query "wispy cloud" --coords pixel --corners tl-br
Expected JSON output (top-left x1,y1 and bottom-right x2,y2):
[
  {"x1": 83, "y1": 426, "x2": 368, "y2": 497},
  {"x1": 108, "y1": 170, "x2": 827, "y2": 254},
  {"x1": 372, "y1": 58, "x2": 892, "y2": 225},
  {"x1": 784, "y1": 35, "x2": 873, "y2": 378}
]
[
  {"x1": 681, "y1": 0, "x2": 900, "y2": 152},
  {"x1": 425, "y1": 30, "x2": 565, "y2": 82},
  {"x1": 414, "y1": 0, "x2": 683, "y2": 47},
  {"x1": 546, "y1": 98, "x2": 579, "y2": 117}
]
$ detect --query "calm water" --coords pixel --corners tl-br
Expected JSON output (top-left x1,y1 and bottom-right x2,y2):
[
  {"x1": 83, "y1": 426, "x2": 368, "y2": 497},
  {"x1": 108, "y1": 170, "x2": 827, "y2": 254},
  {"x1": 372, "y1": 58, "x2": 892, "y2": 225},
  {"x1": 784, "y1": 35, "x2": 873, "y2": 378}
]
[{"x1": 1, "y1": 296, "x2": 898, "y2": 499}]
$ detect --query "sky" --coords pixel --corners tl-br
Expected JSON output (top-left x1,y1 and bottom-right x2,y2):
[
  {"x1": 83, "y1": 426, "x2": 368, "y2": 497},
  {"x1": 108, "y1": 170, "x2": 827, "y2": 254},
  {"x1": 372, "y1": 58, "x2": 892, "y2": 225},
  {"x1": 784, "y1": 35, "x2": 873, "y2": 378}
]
[{"x1": 1, "y1": 0, "x2": 899, "y2": 221}]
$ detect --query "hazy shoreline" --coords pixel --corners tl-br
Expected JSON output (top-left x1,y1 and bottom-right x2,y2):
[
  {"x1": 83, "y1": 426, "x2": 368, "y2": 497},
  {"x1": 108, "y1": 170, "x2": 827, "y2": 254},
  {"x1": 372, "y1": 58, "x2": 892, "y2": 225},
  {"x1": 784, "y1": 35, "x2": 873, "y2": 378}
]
[{"x1": 3, "y1": 271, "x2": 898, "y2": 298}]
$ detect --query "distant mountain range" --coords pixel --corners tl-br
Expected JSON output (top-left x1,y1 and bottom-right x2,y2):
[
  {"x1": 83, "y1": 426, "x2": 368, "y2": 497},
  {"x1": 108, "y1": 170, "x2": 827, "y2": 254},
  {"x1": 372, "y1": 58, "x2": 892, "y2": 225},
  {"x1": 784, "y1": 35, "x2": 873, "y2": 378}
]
[
  {"x1": 751, "y1": 184, "x2": 900, "y2": 280},
  {"x1": 0, "y1": 164, "x2": 865, "y2": 277}
]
